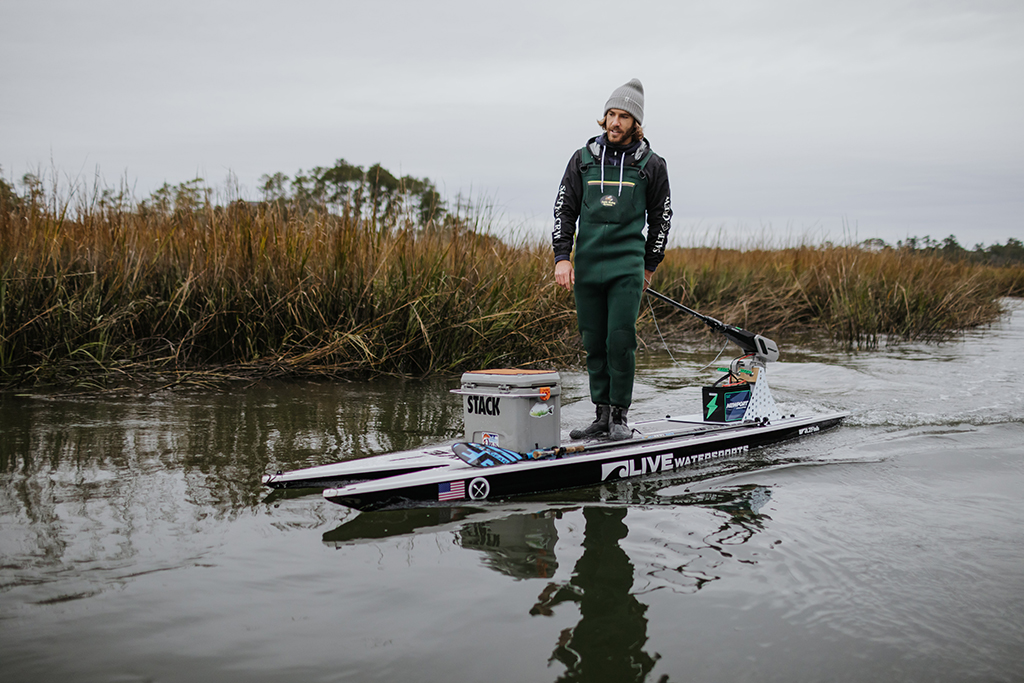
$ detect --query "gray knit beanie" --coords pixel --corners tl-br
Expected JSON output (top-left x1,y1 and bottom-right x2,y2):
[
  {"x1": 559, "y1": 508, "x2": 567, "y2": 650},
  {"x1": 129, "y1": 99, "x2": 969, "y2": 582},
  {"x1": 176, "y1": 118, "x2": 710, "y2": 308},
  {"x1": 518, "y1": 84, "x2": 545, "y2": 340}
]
[{"x1": 604, "y1": 78, "x2": 645, "y2": 125}]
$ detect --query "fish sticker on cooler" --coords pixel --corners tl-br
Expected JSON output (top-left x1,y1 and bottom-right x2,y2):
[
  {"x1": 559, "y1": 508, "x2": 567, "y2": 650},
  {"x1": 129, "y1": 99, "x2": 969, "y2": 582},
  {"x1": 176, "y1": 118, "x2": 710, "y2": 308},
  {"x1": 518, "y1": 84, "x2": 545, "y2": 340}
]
[{"x1": 530, "y1": 401, "x2": 553, "y2": 417}]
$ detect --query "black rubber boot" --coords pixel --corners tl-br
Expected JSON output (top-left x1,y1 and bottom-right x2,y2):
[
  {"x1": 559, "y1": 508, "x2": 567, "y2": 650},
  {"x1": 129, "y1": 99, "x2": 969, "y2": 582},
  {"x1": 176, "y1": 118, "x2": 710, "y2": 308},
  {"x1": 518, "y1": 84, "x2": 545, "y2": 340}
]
[
  {"x1": 569, "y1": 404, "x2": 610, "y2": 440},
  {"x1": 609, "y1": 406, "x2": 632, "y2": 440}
]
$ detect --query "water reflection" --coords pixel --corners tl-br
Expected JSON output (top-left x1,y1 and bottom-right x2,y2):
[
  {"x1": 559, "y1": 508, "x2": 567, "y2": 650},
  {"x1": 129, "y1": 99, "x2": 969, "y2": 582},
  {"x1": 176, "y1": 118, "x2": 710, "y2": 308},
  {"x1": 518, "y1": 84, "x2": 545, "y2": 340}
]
[
  {"x1": 670, "y1": 484, "x2": 772, "y2": 546},
  {"x1": 322, "y1": 506, "x2": 492, "y2": 546},
  {"x1": 321, "y1": 504, "x2": 574, "y2": 556},
  {"x1": 0, "y1": 378, "x2": 461, "y2": 500},
  {"x1": 0, "y1": 378, "x2": 461, "y2": 579},
  {"x1": 531, "y1": 507, "x2": 659, "y2": 683},
  {"x1": 321, "y1": 485, "x2": 772, "y2": 683},
  {"x1": 644, "y1": 485, "x2": 773, "y2": 594},
  {"x1": 459, "y1": 511, "x2": 561, "y2": 580}
]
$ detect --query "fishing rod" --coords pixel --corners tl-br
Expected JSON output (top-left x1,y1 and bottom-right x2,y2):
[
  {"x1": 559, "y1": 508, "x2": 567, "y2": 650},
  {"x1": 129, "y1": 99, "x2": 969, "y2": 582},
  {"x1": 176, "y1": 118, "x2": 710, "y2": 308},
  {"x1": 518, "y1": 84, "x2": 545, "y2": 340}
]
[
  {"x1": 646, "y1": 288, "x2": 780, "y2": 362},
  {"x1": 452, "y1": 419, "x2": 760, "y2": 467}
]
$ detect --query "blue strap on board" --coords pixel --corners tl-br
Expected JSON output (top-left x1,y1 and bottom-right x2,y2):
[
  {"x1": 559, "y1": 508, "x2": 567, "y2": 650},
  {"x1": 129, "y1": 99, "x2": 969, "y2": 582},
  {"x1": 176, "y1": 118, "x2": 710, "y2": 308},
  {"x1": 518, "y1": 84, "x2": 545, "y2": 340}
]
[{"x1": 452, "y1": 442, "x2": 527, "y2": 467}]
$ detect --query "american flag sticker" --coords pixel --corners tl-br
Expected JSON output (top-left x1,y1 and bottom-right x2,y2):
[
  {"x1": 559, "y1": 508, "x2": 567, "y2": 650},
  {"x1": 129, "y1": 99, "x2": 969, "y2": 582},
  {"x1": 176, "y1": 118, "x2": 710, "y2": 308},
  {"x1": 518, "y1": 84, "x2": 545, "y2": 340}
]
[{"x1": 438, "y1": 480, "x2": 465, "y2": 501}]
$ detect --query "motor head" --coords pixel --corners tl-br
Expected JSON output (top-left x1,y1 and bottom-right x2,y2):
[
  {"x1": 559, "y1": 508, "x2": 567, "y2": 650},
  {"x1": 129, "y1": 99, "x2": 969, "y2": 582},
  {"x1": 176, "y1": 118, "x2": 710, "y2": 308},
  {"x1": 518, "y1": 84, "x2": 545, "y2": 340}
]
[
  {"x1": 753, "y1": 334, "x2": 780, "y2": 363},
  {"x1": 719, "y1": 325, "x2": 781, "y2": 363}
]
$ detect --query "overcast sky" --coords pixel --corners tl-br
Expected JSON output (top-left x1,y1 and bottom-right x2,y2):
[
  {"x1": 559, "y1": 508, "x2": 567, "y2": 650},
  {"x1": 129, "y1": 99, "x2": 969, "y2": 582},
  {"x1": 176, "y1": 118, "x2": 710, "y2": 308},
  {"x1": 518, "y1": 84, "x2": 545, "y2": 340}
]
[{"x1": 2, "y1": 0, "x2": 1022, "y2": 247}]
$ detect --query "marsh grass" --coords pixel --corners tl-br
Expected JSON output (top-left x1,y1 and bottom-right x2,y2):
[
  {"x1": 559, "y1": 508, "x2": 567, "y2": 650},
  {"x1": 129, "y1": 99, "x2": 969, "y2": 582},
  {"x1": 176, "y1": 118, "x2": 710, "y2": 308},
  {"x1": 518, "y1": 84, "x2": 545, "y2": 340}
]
[
  {"x1": 0, "y1": 190, "x2": 576, "y2": 386},
  {"x1": 650, "y1": 246, "x2": 1019, "y2": 348},
  {"x1": 1, "y1": 181, "x2": 1020, "y2": 387}
]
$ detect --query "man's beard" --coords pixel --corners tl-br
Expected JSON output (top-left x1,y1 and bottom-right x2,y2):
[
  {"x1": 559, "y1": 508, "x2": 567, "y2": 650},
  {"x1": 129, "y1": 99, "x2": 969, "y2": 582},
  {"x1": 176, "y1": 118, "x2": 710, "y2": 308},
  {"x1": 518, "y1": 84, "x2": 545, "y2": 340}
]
[{"x1": 609, "y1": 125, "x2": 635, "y2": 145}]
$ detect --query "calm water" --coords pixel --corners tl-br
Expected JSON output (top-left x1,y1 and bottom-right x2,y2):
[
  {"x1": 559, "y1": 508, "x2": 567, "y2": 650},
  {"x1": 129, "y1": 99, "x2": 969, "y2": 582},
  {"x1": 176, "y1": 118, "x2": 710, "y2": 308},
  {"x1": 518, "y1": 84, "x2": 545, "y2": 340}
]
[{"x1": 2, "y1": 303, "x2": 1022, "y2": 683}]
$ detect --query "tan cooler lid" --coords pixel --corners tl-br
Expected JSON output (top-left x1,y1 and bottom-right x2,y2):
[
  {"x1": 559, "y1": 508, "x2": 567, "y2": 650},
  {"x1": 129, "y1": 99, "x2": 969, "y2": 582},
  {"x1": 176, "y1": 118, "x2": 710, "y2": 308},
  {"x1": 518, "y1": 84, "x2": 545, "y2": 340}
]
[
  {"x1": 460, "y1": 368, "x2": 561, "y2": 391},
  {"x1": 468, "y1": 369, "x2": 552, "y2": 375}
]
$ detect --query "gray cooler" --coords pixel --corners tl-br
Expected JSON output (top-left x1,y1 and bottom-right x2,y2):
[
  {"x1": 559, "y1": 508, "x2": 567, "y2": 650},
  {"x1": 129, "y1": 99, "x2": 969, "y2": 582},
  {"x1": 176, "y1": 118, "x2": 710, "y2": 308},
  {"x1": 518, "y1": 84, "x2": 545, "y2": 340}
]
[{"x1": 452, "y1": 369, "x2": 561, "y2": 454}]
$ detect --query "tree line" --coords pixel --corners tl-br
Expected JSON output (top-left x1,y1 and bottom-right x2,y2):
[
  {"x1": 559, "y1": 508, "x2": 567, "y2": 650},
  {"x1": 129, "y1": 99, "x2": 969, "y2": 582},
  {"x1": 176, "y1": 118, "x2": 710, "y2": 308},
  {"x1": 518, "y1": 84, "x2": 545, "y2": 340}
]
[
  {"x1": 861, "y1": 235, "x2": 1024, "y2": 267},
  {"x1": 0, "y1": 160, "x2": 446, "y2": 228},
  {"x1": 1, "y1": 164, "x2": 1020, "y2": 262},
  {"x1": 257, "y1": 159, "x2": 444, "y2": 225}
]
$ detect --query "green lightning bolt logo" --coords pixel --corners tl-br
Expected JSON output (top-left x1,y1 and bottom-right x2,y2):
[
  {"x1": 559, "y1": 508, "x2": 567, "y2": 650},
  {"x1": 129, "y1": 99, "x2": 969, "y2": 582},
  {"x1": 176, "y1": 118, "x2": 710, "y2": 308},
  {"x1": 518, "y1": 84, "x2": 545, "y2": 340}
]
[{"x1": 705, "y1": 394, "x2": 719, "y2": 419}]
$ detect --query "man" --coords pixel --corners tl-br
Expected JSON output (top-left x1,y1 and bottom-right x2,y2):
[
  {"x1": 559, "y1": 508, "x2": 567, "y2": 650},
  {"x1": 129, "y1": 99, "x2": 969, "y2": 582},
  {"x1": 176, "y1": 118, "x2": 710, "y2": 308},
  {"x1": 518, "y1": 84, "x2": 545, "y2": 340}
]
[{"x1": 552, "y1": 78, "x2": 672, "y2": 441}]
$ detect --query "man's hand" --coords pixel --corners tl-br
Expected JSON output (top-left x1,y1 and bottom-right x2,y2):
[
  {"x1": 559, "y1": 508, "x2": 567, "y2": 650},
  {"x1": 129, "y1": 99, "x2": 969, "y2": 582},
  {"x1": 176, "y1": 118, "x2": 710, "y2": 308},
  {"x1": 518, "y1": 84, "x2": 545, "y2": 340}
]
[
  {"x1": 644, "y1": 269, "x2": 654, "y2": 291},
  {"x1": 555, "y1": 260, "x2": 575, "y2": 291}
]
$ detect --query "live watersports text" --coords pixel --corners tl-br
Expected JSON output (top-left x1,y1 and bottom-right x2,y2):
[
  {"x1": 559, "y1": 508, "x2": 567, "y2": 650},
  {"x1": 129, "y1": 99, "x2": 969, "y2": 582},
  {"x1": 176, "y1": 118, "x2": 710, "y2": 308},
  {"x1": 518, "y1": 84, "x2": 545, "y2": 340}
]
[{"x1": 600, "y1": 445, "x2": 749, "y2": 482}]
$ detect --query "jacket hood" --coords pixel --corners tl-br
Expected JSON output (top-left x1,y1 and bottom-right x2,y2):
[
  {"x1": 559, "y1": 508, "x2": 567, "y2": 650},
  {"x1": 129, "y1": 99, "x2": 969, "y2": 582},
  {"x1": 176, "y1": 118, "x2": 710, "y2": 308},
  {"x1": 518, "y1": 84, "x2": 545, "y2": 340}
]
[{"x1": 588, "y1": 135, "x2": 649, "y2": 165}]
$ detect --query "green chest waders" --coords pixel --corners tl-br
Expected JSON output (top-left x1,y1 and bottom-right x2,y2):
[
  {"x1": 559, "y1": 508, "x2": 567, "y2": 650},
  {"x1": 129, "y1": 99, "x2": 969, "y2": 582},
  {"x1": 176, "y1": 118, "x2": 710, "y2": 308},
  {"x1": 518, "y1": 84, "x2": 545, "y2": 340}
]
[{"x1": 574, "y1": 146, "x2": 651, "y2": 408}]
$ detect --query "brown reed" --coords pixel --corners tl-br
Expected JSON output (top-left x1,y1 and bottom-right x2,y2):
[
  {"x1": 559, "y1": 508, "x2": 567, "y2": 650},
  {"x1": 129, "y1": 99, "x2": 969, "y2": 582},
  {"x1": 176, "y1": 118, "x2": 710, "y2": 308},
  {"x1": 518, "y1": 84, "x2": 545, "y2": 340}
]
[
  {"x1": 1, "y1": 186, "x2": 1019, "y2": 387},
  {"x1": 650, "y1": 246, "x2": 1017, "y2": 347}
]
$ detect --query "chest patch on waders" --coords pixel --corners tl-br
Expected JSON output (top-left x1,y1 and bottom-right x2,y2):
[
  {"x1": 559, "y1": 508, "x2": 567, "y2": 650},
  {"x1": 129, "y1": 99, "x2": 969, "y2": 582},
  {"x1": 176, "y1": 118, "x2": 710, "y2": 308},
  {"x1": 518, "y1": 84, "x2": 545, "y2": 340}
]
[{"x1": 574, "y1": 144, "x2": 653, "y2": 284}]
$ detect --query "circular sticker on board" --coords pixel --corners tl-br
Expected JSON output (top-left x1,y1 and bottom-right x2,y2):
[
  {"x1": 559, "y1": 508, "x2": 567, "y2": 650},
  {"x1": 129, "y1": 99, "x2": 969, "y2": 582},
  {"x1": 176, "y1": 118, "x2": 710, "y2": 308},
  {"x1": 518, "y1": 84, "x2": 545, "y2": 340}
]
[
  {"x1": 600, "y1": 194, "x2": 617, "y2": 207},
  {"x1": 468, "y1": 477, "x2": 490, "y2": 500}
]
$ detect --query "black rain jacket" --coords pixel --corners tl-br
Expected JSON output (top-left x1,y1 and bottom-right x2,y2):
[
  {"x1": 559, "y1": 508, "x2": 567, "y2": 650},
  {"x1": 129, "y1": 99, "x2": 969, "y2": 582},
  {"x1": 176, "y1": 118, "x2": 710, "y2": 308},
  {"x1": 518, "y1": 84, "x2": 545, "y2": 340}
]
[{"x1": 552, "y1": 135, "x2": 672, "y2": 272}]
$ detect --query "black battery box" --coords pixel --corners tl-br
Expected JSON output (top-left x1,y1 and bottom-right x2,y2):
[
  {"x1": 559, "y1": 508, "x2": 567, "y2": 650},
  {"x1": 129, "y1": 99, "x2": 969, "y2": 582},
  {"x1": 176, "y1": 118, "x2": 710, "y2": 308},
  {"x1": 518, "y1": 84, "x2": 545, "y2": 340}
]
[{"x1": 702, "y1": 383, "x2": 752, "y2": 422}]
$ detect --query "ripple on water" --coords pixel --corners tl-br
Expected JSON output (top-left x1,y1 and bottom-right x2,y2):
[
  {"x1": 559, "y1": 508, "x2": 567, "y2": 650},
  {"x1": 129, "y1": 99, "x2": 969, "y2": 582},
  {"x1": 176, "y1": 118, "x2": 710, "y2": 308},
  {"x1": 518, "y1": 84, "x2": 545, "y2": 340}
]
[{"x1": 631, "y1": 422, "x2": 1024, "y2": 680}]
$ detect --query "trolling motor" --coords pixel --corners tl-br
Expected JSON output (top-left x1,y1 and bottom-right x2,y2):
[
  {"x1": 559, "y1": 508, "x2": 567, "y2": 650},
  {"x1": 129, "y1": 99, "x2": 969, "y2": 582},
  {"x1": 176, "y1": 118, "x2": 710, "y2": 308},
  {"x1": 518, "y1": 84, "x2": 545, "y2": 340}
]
[
  {"x1": 646, "y1": 289, "x2": 780, "y2": 363},
  {"x1": 647, "y1": 289, "x2": 783, "y2": 424}
]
